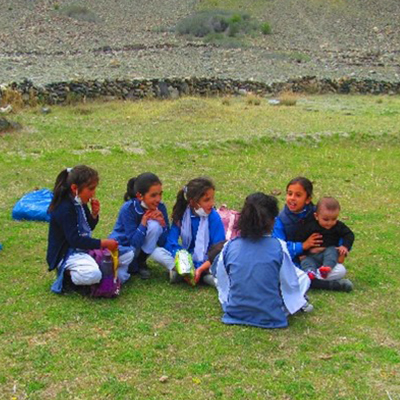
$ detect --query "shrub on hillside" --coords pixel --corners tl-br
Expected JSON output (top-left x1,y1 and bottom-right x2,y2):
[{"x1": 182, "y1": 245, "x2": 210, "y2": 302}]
[
  {"x1": 59, "y1": 4, "x2": 97, "y2": 23},
  {"x1": 261, "y1": 22, "x2": 272, "y2": 35},
  {"x1": 176, "y1": 10, "x2": 257, "y2": 38}
]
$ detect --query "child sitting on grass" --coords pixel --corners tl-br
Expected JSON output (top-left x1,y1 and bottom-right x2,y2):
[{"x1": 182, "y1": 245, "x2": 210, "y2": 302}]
[
  {"x1": 300, "y1": 196, "x2": 355, "y2": 284},
  {"x1": 213, "y1": 193, "x2": 312, "y2": 329}
]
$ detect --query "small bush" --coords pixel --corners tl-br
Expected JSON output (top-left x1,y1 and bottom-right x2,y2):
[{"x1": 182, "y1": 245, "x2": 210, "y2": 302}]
[
  {"x1": 176, "y1": 10, "x2": 256, "y2": 39},
  {"x1": 0, "y1": 88, "x2": 24, "y2": 111},
  {"x1": 261, "y1": 22, "x2": 272, "y2": 35},
  {"x1": 246, "y1": 94, "x2": 262, "y2": 106},
  {"x1": 222, "y1": 97, "x2": 231, "y2": 106},
  {"x1": 278, "y1": 92, "x2": 298, "y2": 106},
  {"x1": 60, "y1": 4, "x2": 97, "y2": 22}
]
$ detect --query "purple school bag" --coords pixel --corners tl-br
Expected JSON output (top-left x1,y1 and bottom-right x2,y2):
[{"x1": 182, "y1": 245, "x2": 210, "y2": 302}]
[
  {"x1": 217, "y1": 205, "x2": 240, "y2": 240},
  {"x1": 89, "y1": 249, "x2": 121, "y2": 298}
]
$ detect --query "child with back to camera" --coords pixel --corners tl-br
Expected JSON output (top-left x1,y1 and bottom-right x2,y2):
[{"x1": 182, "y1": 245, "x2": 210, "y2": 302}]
[
  {"x1": 273, "y1": 176, "x2": 353, "y2": 292},
  {"x1": 109, "y1": 173, "x2": 169, "y2": 283},
  {"x1": 213, "y1": 193, "x2": 312, "y2": 329},
  {"x1": 151, "y1": 177, "x2": 225, "y2": 286},
  {"x1": 47, "y1": 165, "x2": 118, "y2": 294},
  {"x1": 300, "y1": 197, "x2": 355, "y2": 281}
]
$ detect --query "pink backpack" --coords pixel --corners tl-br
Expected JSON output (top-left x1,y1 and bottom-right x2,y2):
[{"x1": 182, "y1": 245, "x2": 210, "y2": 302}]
[{"x1": 217, "y1": 205, "x2": 240, "y2": 240}]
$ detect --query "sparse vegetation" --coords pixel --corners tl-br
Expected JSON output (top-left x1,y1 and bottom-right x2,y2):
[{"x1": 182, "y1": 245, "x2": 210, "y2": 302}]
[
  {"x1": 278, "y1": 91, "x2": 298, "y2": 106},
  {"x1": 176, "y1": 9, "x2": 258, "y2": 39},
  {"x1": 260, "y1": 22, "x2": 272, "y2": 35},
  {"x1": 246, "y1": 94, "x2": 262, "y2": 105},
  {"x1": 0, "y1": 87, "x2": 24, "y2": 111},
  {"x1": 59, "y1": 4, "x2": 97, "y2": 23}
]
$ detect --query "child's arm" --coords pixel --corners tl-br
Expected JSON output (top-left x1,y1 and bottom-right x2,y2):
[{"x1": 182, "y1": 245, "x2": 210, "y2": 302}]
[
  {"x1": 164, "y1": 223, "x2": 183, "y2": 256},
  {"x1": 272, "y1": 217, "x2": 306, "y2": 260},
  {"x1": 83, "y1": 204, "x2": 99, "y2": 230},
  {"x1": 195, "y1": 261, "x2": 211, "y2": 283},
  {"x1": 208, "y1": 210, "x2": 227, "y2": 246},
  {"x1": 155, "y1": 204, "x2": 170, "y2": 247},
  {"x1": 90, "y1": 198, "x2": 100, "y2": 219},
  {"x1": 120, "y1": 204, "x2": 149, "y2": 250},
  {"x1": 59, "y1": 206, "x2": 102, "y2": 250},
  {"x1": 336, "y1": 221, "x2": 355, "y2": 262}
]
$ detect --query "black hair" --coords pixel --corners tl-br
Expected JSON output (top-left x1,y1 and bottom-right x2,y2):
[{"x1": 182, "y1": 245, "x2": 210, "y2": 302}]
[
  {"x1": 48, "y1": 165, "x2": 99, "y2": 212},
  {"x1": 124, "y1": 172, "x2": 162, "y2": 201},
  {"x1": 237, "y1": 192, "x2": 279, "y2": 239},
  {"x1": 316, "y1": 197, "x2": 340, "y2": 212},
  {"x1": 286, "y1": 176, "x2": 313, "y2": 199},
  {"x1": 172, "y1": 177, "x2": 215, "y2": 224},
  {"x1": 207, "y1": 240, "x2": 227, "y2": 264}
]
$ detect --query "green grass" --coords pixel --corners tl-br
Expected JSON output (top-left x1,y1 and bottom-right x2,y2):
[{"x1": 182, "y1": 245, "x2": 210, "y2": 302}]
[{"x1": 1, "y1": 95, "x2": 400, "y2": 399}]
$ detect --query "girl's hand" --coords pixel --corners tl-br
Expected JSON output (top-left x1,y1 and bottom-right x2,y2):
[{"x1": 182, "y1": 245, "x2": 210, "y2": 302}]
[
  {"x1": 303, "y1": 233, "x2": 323, "y2": 251},
  {"x1": 143, "y1": 210, "x2": 166, "y2": 227},
  {"x1": 151, "y1": 210, "x2": 166, "y2": 227},
  {"x1": 101, "y1": 239, "x2": 118, "y2": 251},
  {"x1": 195, "y1": 261, "x2": 211, "y2": 284},
  {"x1": 90, "y1": 198, "x2": 100, "y2": 218}
]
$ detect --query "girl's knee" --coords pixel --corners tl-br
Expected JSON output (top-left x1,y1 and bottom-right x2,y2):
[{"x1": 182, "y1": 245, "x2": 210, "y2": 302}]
[{"x1": 70, "y1": 266, "x2": 102, "y2": 285}]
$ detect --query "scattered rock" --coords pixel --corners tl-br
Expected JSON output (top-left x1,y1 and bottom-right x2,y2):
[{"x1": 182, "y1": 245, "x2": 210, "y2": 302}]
[
  {"x1": 41, "y1": 107, "x2": 51, "y2": 114},
  {"x1": 268, "y1": 99, "x2": 280, "y2": 105},
  {"x1": 0, "y1": 105, "x2": 13, "y2": 114},
  {"x1": 0, "y1": 117, "x2": 22, "y2": 133}
]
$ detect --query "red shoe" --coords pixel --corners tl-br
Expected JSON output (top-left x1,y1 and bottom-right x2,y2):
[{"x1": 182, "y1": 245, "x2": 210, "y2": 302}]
[
  {"x1": 307, "y1": 271, "x2": 316, "y2": 280},
  {"x1": 319, "y1": 266, "x2": 332, "y2": 279}
]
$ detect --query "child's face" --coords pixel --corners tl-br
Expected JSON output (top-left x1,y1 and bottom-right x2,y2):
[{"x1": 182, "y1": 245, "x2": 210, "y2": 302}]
[
  {"x1": 72, "y1": 182, "x2": 97, "y2": 204},
  {"x1": 286, "y1": 183, "x2": 311, "y2": 213},
  {"x1": 192, "y1": 188, "x2": 215, "y2": 215},
  {"x1": 137, "y1": 184, "x2": 163, "y2": 211},
  {"x1": 314, "y1": 207, "x2": 339, "y2": 230}
]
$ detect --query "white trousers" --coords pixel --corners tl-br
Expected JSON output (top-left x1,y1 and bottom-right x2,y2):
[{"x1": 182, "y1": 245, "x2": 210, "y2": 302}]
[
  {"x1": 65, "y1": 252, "x2": 102, "y2": 286},
  {"x1": 117, "y1": 250, "x2": 135, "y2": 284},
  {"x1": 315, "y1": 263, "x2": 347, "y2": 281},
  {"x1": 117, "y1": 220, "x2": 164, "y2": 283},
  {"x1": 150, "y1": 247, "x2": 175, "y2": 271}
]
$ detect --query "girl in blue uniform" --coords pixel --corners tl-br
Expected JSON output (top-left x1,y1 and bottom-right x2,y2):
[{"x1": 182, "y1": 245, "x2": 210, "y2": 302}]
[
  {"x1": 213, "y1": 193, "x2": 311, "y2": 329},
  {"x1": 109, "y1": 173, "x2": 169, "y2": 283},
  {"x1": 152, "y1": 177, "x2": 225, "y2": 286},
  {"x1": 47, "y1": 165, "x2": 118, "y2": 293},
  {"x1": 273, "y1": 176, "x2": 353, "y2": 292}
]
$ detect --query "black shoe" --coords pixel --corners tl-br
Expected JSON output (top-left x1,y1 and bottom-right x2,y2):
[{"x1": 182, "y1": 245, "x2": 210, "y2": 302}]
[
  {"x1": 138, "y1": 265, "x2": 151, "y2": 280},
  {"x1": 311, "y1": 278, "x2": 353, "y2": 292}
]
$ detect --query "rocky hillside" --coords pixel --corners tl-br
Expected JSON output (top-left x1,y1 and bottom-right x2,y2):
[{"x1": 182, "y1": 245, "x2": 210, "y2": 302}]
[{"x1": 0, "y1": 0, "x2": 399, "y2": 84}]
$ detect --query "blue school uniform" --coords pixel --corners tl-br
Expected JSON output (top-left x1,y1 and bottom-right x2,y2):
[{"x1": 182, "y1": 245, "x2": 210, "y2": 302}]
[
  {"x1": 273, "y1": 203, "x2": 315, "y2": 263},
  {"x1": 47, "y1": 196, "x2": 101, "y2": 292},
  {"x1": 165, "y1": 208, "x2": 226, "y2": 269},
  {"x1": 109, "y1": 198, "x2": 169, "y2": 255},
  {"x1": 215, "y1": 236, "x2": 292, "y2": 329}
]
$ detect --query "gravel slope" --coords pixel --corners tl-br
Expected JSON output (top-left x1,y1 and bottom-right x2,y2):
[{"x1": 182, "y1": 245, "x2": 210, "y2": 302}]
[{"x1": 0, "y1": 0, "x2": 399, "y2": 85}]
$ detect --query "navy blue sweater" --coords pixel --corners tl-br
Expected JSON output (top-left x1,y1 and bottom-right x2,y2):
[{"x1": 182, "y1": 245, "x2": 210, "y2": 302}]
[{"x1": 46, "y1": 197, "x2": 101, "y2": 271}]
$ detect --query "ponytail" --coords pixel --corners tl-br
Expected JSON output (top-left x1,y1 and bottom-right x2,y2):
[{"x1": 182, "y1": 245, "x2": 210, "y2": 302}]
[
  {"x1": 48, "y1": 169, "x2": 70, "y2": 213},
  {"x1": 237, "y1": 192, "x2": 279, "y2": 239},
  {"x1": 48, "y1": 165, "x2": 99, "y2": 212},
  {"x1": 124, "y1": 177, "x2": 136, "y2": 201},
  {"x1": 172, "y1": 177, "x2": 215, "y2": 224},
  {"x1": 171, "y1": 189, "x2": 188, "y2": 224}
]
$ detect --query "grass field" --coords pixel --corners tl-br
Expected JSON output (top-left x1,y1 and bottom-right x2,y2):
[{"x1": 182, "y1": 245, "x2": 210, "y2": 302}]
[{"x1": 0, "y1": 94, "x2": 399, "y2": 400}]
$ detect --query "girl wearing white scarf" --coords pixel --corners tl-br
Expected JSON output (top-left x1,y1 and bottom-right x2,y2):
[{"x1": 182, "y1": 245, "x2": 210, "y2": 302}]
[{"x1": 151, "y1": 177, "x2": 226, "y2": 286}]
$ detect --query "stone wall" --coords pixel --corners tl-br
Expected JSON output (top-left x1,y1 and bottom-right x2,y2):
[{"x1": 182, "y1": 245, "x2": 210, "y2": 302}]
[{"x1": 1, "y1": 76, "x2": 400, "y2": 106}]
